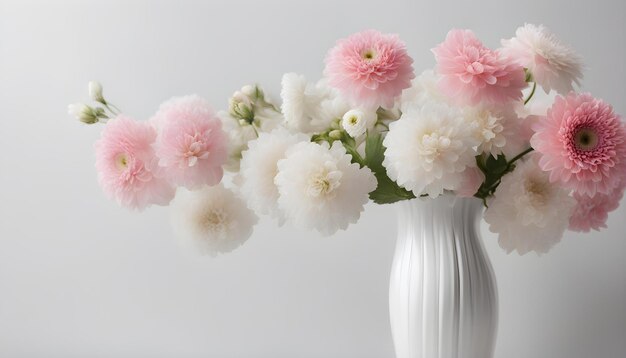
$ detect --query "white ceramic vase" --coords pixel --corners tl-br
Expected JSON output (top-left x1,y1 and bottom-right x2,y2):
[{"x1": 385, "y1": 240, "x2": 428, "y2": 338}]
[{"x1": 389, "y1": 195, "x2": 498, "y2": 358}]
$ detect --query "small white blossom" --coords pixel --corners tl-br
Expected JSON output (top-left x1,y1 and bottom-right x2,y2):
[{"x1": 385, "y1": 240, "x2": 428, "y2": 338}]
[{"x1": 341, "y1": 109, "x2": 377, "y2": 138}]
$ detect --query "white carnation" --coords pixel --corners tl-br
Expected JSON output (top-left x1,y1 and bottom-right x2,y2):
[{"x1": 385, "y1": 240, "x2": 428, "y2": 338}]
[
  {"x1": 239, "y1": 128, "x2": 308, "y2": 220},
  {"x1": 274, "y1": 141, "x2": 377, "y2": 235},
  {"x1": 400, "y1": 70, "x2": 448, "y2": 113},
  {"x1": 171, "y1": 184, "x2": 258, "y2": 256},
  {"x1": 341, "y1": 109, "x2": 377, "y2": 138},
  {"x1": 484, "y1": 156, "x2": 575, "y2": 255},
  {"x1": 383, "y1": 103, "x2": 479, "y2": 197},
  {"x1": 501, "y1": 23, "x2": 583, "y2": 94}
]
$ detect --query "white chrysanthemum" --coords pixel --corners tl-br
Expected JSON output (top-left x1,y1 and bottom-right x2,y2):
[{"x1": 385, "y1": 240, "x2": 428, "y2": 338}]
[
  {"x1": 171, "y1": 184, "x2": 258, "y2": 256},
  {"x1": 341, "y1": 109, "x2": 377, "y2": 138},
  {"x1": 464, "y1": 106, "x2": 525, "y2": 158},
  {"x1": 280, "y1": 73, "x2": 329, "y2": 133},
  {"x1": 400, "y1": 70, "x2": 448, "y2": 113},
  {"x1": 275, "y1": 141, "x2": 377, "y2": 235},
  {"x1": 383, "y1": 103, "x2": 479, "y2": 197},
  {"x1": 484, "y1": 156, "x2": 575, "y2": 255},
  {"x1": 218, "y1": 111, "x2": 258, "y2": 172},
  {"x1": 239, "y1": 128, "x2": 309, "y2": 220},
  {"x1": 501, "y1": 23, "x2": 583, "y2": 94}
]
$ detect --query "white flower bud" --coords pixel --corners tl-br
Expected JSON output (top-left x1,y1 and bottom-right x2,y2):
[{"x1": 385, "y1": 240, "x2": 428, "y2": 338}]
[
  {"x1": 229, "y1": 92, "x2": 254, "y2": 121},
  {"x1": 68, "y1": 103, "x2": 98, "y2": 124},
  {"x1": 328, "y1": 129, "x2": 343, "y2": 140},
  {"x1": 88, "y1": 81, "x2": 104, "y2": 103},
  {"x1": 240, "y1": 85, "x2": 255, "y2": 97},
  {"x1": 342, "y1": 109, "x2": 377, "y2": 138}
]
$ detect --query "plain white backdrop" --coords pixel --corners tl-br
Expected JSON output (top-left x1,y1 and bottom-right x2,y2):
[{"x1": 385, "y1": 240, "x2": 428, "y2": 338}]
[{"x1": 0, "y1": 0, "x2": 624, "y2": 357}]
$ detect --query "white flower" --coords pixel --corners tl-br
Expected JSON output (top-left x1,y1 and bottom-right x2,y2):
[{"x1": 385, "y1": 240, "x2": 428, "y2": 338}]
[
  {"x1": 280, "y1": 73, "x2": 343, "y2": 133},
  {"x1": 383, "y1": 103, "x2": 479, "y2": 197},
  {"x1": 341, "y1": 109, "x2": 377, "y2": 138},
  {"x1": 464, "y1": 106, "x2": 526, "y2": 158},
  {"x1": 171, "y1": 184, "x2": 258, "y2": 256},
  {"x1": 239, "y1": 128, "x2": 308, "y2": 220},
  {"x1": 68, "y1": 102, "x2": 97, "y2": 124},
  {"x1": 484, "y1": 156, "x2": 575, "y2": 255},
  {"x1": 218, "y1": 111, "x2": 258, "y2": 172},
  {"x1": 88, "y1": 81, "x2": 104, "y2": 103},
  {"x1": 274, "y1": 141, "x2": 377, "y2": 235},
  {"x1": 400, "y1": 70, "x2": 448, "y2": 113},
  {"x1": 501, "y1": 23, "x2": 583, "y2": 94}
]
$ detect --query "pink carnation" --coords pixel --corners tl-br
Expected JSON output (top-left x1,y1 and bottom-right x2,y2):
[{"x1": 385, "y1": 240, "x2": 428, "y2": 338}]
[
  {"x1": 432, "y1": 29, "x2": 527, "y2": 105},
  {"x1": 153, "y1": 95, "x2": 228, "y2": 189},
  {"x1": 324, "y1": 30, "x2": 415, "y2": 109},
  {"x1": 531, "y1": 92, "x2": 626, "y2": 196},
  {"x1": 569, "y1": 182, "x2": 625, "y2": 232},
  {"x1": 94, "y1": 115, "x2": 175, "y2": 210}
]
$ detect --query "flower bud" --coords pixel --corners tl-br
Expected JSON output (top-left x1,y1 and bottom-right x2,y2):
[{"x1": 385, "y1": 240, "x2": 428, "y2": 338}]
[
  {"x1": 88, "y1": 81, "x2": 105, "y2": 103},
  {"x1": 240, "y1": 85, "x2": 255, "y2": 97},
  {"x1": 68, "y1": 103, "x2": 98, "y2": 124},
  {"x1": 328, "y1": 129, "x2": 343, "y2": 140},
  {"x1": 229, "y1": 92, "x2": 254, "y2": 122}
]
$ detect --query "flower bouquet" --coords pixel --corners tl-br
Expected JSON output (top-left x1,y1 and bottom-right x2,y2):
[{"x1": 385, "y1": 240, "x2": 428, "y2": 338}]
[{"x1": 69, "y1": 24, "x2": 625, "y2": 357}]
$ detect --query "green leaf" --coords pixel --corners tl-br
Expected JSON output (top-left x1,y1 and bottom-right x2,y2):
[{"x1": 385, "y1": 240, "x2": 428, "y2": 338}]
[{"x1": 364, "y1": 132, "x2": 415, "y2": 204}]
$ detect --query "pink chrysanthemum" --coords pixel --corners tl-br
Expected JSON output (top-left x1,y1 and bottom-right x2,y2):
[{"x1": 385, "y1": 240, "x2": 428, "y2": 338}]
[
  {"x1": 432, "y1": 29, "x2": 527, "y2": 105},
  {"x1": 531, "y1": 92, "x2": 626, "y2": 196},
  {"x1": 569, "y1": 182, "x2": 625, "y2": 233},
  {"x1": 324, "y1": 30, "x2": 415, "y2": 109},
  {"x1": 153, "y1": 95, "x2": 228, "y2": 189},
  {"x1": 95, "y1": 115, "x2": 175, "y2": 210}
]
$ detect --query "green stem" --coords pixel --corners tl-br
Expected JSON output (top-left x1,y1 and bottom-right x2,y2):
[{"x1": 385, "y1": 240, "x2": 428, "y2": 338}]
[
  {"x1": 524, "y1": 82, "x2": 537, "y2": 105},
  {"x1": 507, "y1": 147, "x2": 534, "y2": 168}
]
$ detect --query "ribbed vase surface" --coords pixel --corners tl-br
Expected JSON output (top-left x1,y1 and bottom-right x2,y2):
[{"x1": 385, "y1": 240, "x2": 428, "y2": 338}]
[{"x1": 389, "y1": 196, "x2": 498, "y2": 358}]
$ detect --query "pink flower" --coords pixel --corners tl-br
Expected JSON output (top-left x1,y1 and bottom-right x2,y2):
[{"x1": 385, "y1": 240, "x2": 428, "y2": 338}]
[
  {"x1": 569, "y1": 182, "x2": 625, "y2": 232},
  {"x1": 153, "y1": 95, "x2": 228, "y2": 189},
  {"x1": 531, "y1": 92, "x2": 626, "y2": 196},
  {"x1": 456, "y1": 166, "x2": 485, "y2": 198},
  {"x1": 432, "y1": 29, "x2": 527, "y2": 105},
  {"x1": 324, "y1": 30, "x2": 414, "y2": 109},
  {"x1": 94, "y1": 115, "x2": 175, "y2": 210}
]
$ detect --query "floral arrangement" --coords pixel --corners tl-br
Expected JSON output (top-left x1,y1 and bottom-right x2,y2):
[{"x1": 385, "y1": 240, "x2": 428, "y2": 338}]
[{"x1": 69, "y1": 24, "x2": 626, "y2": 256}]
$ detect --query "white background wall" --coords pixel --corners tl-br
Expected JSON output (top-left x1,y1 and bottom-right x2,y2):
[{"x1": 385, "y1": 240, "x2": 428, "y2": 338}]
[{"x1": 0, "y1": 0, "x2": 624, "y2": 357}]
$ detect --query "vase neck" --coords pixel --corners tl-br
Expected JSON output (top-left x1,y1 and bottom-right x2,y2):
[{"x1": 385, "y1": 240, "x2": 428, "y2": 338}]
[{"x1": 397, "y1": 196, "x2": 484, "y2": 232}]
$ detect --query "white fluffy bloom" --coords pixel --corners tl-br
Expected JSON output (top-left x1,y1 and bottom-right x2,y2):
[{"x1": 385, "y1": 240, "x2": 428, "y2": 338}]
[
  {"x1": 464, "y1": 106, "x2": 526, "y2": 158},
  {"x1": 484, "y1": 156, "x2": 575, "y2": 255},
  {"x1": 171, "y1": 184, "x2": 258, "y2": 256},
  {"x1": 274, "y1": 141, "x2": 377, "y2": 235},
  {"x1": 400, "y1": 70, "x2": 448, "y2": 113},
  {"x1": 280, "y1": 73, "x2": 327, "y2": 133},
  {"x1": 239, "y1": 128, "x2": 308, "y2": 220},
  {"x1": 341, "y1": 109, "x2": 377, "y2": 138},
  {"x1": 501, "y1": 23, "x2": 583, "y2": 94},
  {"x1": 383, "y1": 103, "x2": 479, "y2": 197},
  {"x1": 281, "y1": 74, "x2": 348, "y2": 133}
]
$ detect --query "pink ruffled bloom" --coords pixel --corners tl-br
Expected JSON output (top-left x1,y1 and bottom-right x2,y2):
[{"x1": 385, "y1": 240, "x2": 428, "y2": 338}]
[
  {"x1": 324, "y1": 30, "x2": 415, "y2": 109},
  {"x1": 432, "y1": 29, "x2": 527, "y2": 106},
  {"x1": 569, "y1": 182, "x2": 625, "y2": 232},
  {"x1": 531, "y1": 92, "x2": 626, "y2": 196},
  {"x1": 95, "y1": 115, "x2": 175, "y2": 210},
  {"x1": 153, "y1": 95, "x2": 228, "y2": 190}
]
